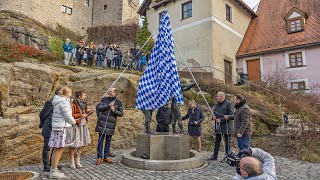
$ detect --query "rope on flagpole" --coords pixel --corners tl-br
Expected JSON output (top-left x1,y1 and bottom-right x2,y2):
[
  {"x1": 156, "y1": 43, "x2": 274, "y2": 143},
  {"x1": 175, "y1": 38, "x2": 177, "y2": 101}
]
[
  {"x1": 176, "y1": 44, "x2": 228, "y2": 157},
  {"x1": 95, "y1": 28, "x2": 158, "y2": 149},
  {"x1": 175, "y1": 43, "x2": 215, "y2": 116}
]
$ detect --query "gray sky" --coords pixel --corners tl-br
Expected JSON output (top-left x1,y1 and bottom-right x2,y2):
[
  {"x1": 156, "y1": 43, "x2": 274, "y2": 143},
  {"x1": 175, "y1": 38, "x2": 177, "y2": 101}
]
[{"x1": 139, "y1": 0, "x2": 260, "y2": 9}]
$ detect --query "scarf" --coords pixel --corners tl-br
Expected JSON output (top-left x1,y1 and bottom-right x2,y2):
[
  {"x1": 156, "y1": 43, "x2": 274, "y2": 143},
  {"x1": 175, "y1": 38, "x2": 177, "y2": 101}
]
[
  {"x1": 75, "y1": 97, "x2": 86, "y2": 113},
  {"x1": 235, "y1": 99, "x2": 246, "y2": 109}
]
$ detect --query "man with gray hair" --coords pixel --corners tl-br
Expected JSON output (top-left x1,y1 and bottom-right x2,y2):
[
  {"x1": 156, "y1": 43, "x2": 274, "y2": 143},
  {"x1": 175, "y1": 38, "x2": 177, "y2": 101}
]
[
  {"x1": 232, "y1": 148, "x2": 277, "y2": 180},
  {"x1": 209, "y1": 91, "x2": 234, "y2": 160}
]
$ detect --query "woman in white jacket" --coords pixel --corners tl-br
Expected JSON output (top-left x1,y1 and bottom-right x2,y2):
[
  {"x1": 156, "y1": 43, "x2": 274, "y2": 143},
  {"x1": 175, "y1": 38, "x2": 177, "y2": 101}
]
[{"x1": 48, "y1": 87, "x2": 76, "y2": 179}]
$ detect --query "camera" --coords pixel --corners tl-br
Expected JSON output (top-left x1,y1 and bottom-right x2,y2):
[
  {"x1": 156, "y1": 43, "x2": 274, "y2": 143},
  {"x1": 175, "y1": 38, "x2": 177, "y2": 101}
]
[
  {"x1": 225, "y1": 150, "x2": 244, "y2": 167},
  {"x1": 224, "y1": 150, "x2": 250, "y2": 175}
]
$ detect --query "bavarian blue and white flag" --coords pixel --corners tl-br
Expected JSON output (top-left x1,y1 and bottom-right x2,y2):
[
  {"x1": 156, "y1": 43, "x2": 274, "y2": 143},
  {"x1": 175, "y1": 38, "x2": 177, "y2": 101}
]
[{"x1": 136, "y1": 11, "x2": 184, "y2": 110}]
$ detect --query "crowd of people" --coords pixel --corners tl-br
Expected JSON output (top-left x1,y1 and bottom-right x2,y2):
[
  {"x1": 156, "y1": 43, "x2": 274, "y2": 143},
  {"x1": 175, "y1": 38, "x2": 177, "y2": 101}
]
[{"x1": 62, "y1": 38, "x2": 151, "y2": 72}]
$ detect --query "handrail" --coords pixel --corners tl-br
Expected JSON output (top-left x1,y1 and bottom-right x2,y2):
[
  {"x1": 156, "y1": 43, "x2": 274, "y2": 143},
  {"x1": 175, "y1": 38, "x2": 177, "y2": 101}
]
[{"x1": 176, "y1": 61, "x2": 287, "y2": 100}]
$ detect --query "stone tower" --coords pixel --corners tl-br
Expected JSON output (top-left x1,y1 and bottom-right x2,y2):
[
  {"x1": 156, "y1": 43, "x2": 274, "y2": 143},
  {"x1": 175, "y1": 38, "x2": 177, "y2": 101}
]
[
  {"x1": 0, "y1": 0, "x2": 139, "y2": 34},
  {"x1": 93, "y1": 0, "x2": 139, "y2": 27}
]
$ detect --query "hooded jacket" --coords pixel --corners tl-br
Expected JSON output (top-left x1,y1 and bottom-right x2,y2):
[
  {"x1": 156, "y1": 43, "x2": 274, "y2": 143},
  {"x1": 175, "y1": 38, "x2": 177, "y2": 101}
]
[{"x1": 51, "y1": 95, "x2": 76, "y2": 131}]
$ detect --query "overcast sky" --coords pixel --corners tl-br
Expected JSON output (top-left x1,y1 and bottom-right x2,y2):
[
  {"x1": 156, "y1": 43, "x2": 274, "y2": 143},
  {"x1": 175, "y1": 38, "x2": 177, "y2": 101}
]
[{"x1": 139, "y1": 0, "x2": 260, "y2": 9}]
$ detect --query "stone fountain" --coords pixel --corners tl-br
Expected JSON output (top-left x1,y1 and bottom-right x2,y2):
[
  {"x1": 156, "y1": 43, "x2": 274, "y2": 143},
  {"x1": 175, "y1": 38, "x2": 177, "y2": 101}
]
[{"x1": 121, "y1": 133, "x2": 205, "y2": 171}]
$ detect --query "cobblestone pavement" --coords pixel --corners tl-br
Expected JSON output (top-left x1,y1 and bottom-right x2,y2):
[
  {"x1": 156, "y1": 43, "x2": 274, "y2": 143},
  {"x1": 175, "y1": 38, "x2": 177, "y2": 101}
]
[{"x1": 0, "y1": 150, "x2": 319, "y2": 180}]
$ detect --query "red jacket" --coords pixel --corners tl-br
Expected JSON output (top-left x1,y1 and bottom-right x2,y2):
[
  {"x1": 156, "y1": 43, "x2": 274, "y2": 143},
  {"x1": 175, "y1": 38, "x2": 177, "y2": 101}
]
[{"x1": 72, "y1": 99, "x2": 88, "y2": 121}]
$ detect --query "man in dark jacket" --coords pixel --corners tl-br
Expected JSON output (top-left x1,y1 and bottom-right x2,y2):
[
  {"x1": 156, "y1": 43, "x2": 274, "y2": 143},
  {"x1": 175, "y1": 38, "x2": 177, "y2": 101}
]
[
  {"x1": 156, "y1": 105, "x2": 173, "y2": 132},
  {"x1": 227, "y1": 94, "x2": 252, "y2": 150},
  {"x1": 39, "y1": 88, "x2": 61, "y2": 172},
  {"x1": 96, "y1": 44, "x2": 105, "y2": 67},
  {"x1": 182, "y1": 100, "x2": 205, "y2": 152},
  {"x1": 114, "y1": 47, "x2": 122, "y2": 70},
  {"x1": 210, "y1": 91, "x2": 234, "y2": 160},
  {"x1": 95, "y1": 88, "x2": 123, "y2": 165},
  {"x1": 76, "y1": 41, "x2": 85, "y2": 65}
]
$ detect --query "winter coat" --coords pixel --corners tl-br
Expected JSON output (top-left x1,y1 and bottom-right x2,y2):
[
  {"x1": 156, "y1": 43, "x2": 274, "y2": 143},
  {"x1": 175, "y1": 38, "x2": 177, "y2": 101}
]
[
  {"x1": 95, "y1": 97, "x2": 123, "y2": 135},
  {"x1": 76, "y1": 45, "x2": 85, "y2": 56},
  {"x1": 114, "y1": 49, "x2": 122, "y2": 60},
  {"x1": 182, "y1": 106, "x2": 205, "y2": 137},
  {"x1": 51, "y1": 95, "x2": 76, "y2": 131},
  {"x1": 156, "y1": 106, "x2": 173, "y2": 126},
  {"x1": 97, "y1": 48, "x2": 105, "y2": 56},
  {"x1": 106, "y1": 48, "x2": 114, "y2": 60},
  {"x1": 63, "y1": 42, "x2": 73, "y2": 53},
  {"x1": 156, "y1": 106, "x2": 173, "y2": 132},
  {"x1": 135, "y1": 50, "x2": 142, "y2": 62},
  {"x1": 214, "y1": 100, "x2": 234, "y2": 135},
  {"x1": 141, "y1": 55, "x2": 146, "y2": 65},
  {"x1": 87, "y1": 48, "x2": 96, "y2": 59},
  {"x1": 72, "y1": 99, "x2": 88, "y2": 125},
  {"x1": 123, "y1": 52, "x2": 132, "y2": 65},
  {"x1": 230, "y1": 103, "x2": 252, "y2": 137},
  {"x1": 39, "y1": 99, "x2": 53, "y2": 138},
  {"x1": 244, "y1": 148, "x2": 277, "y2": 180}
]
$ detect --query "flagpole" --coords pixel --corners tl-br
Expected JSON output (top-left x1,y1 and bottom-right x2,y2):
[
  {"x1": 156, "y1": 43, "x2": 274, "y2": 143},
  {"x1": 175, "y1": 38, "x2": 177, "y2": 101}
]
[{"x1": 102, "y1": 28, "x2": 158, "y2": 98}]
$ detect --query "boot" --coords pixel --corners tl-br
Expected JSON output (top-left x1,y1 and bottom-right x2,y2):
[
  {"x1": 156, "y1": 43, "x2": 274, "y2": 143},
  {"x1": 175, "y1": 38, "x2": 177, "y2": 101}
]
[
  {"x1": 69, "y1": 156, "x2": 76, "y2": 169},
  {"x1": 75, "y1": 155, "x2": 82, "y2": 168},
  {"x1": 146, "y1": 122, "x2": 152, "y2": 135},
  {"x1": 42, "y1": 150, "x2": 50, "y2": 172}
]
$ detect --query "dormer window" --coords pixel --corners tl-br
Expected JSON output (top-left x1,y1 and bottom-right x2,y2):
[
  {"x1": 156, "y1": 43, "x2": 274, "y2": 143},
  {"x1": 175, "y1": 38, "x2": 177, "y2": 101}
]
[
  {"x1": 285, "y1": 8, "x2": 307, "y2": 34},
  {"x1": 289, "y1": 18, "x2": 303, "y2": 33}
]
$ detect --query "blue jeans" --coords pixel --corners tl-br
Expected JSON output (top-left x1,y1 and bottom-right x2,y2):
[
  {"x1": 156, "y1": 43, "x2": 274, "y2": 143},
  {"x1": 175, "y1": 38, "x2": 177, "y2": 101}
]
[
  {"x1": 97, "y1": 133, "x2": 112, "y2": 159},
  {"x1": 115, "y1": 58, "x2": 120, "y2": 70},
  {"x1": 97, "y1": 55, "x2": 104, "y2": 67},
  {"x1": 237, "y1": 136, "x2": 251, "y2": 150}
]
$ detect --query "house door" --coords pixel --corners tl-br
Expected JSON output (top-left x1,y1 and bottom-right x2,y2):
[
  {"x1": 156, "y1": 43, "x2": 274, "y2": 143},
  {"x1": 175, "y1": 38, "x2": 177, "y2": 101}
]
[
  {"x1": 224, "y1": 60, "x2": 232, "y2": 84},
  {"x1": 247, "y1": 59, "x2": 261, "y2": 81}
]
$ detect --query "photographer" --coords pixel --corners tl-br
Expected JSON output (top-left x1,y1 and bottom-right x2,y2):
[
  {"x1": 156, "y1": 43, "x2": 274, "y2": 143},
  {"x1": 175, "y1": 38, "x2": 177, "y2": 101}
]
[
  {"x1": 226, "y1": 94, "x2": 252, "y2": 150},
  {"x1": 232, "y1": 148, "x2": 277, "y2": 180}
]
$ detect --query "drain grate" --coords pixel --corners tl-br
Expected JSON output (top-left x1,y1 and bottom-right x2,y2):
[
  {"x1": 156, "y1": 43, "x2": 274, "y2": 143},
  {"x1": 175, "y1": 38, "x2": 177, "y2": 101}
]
[{"x1": 0, "y1": 172, "x2": 33, "y2": 180}]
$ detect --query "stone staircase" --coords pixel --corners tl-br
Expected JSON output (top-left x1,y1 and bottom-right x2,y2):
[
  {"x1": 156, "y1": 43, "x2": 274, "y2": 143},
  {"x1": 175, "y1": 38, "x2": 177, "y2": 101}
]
[{"x1": 274, "y1": 115, "x2": 320, "y2": 137}]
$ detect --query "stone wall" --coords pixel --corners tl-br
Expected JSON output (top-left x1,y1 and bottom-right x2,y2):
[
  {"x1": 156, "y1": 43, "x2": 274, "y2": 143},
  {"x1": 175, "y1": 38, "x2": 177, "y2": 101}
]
[
  {"x1": 93, "y1": 0, "x2": 123, "y2": 27},
  {"x1": 122, "y1": 0, "x2": 139, "y2": 24},
  {"x1": 0, "y1": 0, "x2": 92, "y2": 34},
  {"x1": 0, "y1": 0, "x2": 139, "y2": 34}
]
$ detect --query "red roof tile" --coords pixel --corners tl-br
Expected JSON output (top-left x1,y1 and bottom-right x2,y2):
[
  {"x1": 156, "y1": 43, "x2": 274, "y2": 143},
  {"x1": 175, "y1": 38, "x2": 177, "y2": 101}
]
[{"x1": 237, "y1": 0, "x2": 320, "y2": 58}]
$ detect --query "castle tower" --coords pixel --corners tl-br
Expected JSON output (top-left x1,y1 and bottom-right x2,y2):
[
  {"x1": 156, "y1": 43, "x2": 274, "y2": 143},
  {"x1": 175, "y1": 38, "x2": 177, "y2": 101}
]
[{"x1": 92, "y1": 0, "x2": 139, "y2": 27}]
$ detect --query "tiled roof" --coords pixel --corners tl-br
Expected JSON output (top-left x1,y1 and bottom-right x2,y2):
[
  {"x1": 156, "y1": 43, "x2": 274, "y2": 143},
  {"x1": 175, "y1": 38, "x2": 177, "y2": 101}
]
[{"x1": 237, "y1": 0, "x2": 320, "y2": 58}]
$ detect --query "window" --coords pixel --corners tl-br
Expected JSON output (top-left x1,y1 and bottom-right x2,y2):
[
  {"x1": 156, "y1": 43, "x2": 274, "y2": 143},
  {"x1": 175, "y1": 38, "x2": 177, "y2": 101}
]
[
  {"x1": 85, "y1": 0, "x2": 90, "y2": 7},
  {"x1": 61, "y1": 5, "x2": 67, "y2": 13},
  {"x1": 226, "y1": 4, "x2": 232, "y2": 22},
  {"x1": 291, "y1": 81, "x2": 306, "y2": 90},
  {"x1": 182, "y1": 1, "x2": 192, "y2": 20},
  {"x1": 289, "y1": 52, "x2": 303, "y2": 67},
  {"x1": 67, "y1": 7, "x2": 72, "y2": 15},
  {"x1": 288, "y1": 18, "x2": 304, "y2": 33},
  {"x1": 104, "y1": 5, "x2": 107, "y2": 10}
]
